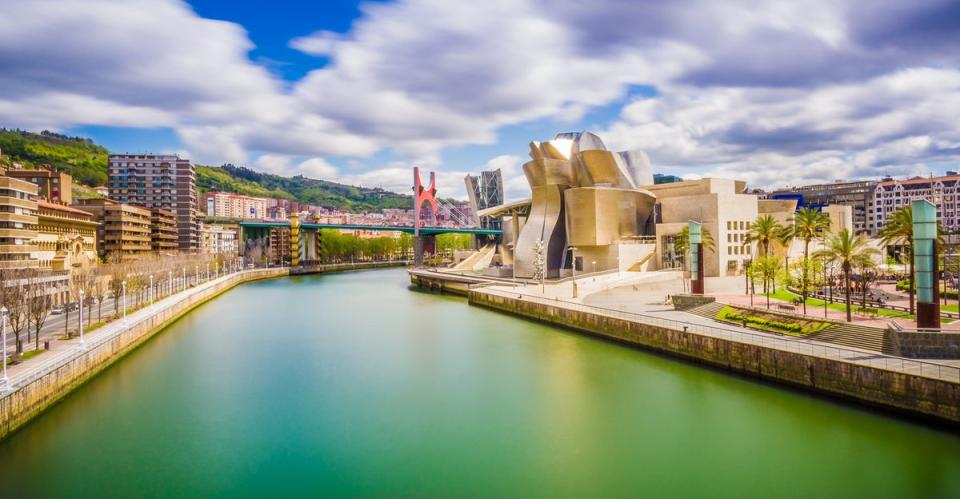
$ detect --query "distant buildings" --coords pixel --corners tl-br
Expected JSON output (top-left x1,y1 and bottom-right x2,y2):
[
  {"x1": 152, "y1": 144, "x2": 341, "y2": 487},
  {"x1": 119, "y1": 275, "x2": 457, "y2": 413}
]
[
  {"x1": 653, "y1": 173, "x2": 683, "y2": 184},
  {"x1": 108, "y1": 154, "x2": 198, "y2": 250},
  {"x1": 465, "y1": 170, "x2": 503, "y2": 230},
  {"x1": 768, "y1": 180, "x2": 878, "y2": 234},
  {"x1": 202, "y1": 191, "x2": 267, "y2": 219}
]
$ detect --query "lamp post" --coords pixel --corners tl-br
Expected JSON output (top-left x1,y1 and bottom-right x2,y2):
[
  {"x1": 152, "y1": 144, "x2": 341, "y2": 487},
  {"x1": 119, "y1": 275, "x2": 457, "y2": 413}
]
[
  {"x1": 168, "y1": 271, "x2": 173, "y2": 297},
  {"x1": 195, "y1": 265, "x2": 199, "y2": 286},
  {"x1": 149, "y1": 274, "x2": 154, "y2": 307},
  {"x1": 182, "y1": 267, "x2": 186, "y2": 291},
  {"x1": 121, "y1": 280, "x2": 127, "y2": 325},
  {"x1": 78, "y1": 289, "x2": 86, "y2": 349},
  {"x1": 1, "y1": 306, "x2": 10, "y2": 392},
  {"x1": 206, "y1": 262, "x2": 210, "y2": 281},
  {"x1": 570, "y1": 246, "x2": 579, "y2": 298}
]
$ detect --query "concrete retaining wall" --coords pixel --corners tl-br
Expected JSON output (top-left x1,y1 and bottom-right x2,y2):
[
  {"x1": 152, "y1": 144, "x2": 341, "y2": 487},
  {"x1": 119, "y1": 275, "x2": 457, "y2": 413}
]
[
  {"x1": 0, "y1": 268, "x2": 288, "y2": 441},
  {"x1": 470, "y1": 290, "x2": 960, "y2": 424}
]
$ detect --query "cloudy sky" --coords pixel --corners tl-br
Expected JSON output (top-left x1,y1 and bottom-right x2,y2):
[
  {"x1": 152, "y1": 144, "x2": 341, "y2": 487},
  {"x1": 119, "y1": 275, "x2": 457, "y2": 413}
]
[{"x1": 1, "y1": 0, "x2": 958, "y2": 200}]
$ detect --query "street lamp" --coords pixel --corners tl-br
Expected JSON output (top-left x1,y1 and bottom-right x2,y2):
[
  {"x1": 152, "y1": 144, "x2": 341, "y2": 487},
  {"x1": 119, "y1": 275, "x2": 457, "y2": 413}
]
[
  {"x1": 78, "y1": 289, "x2": 86, "y2": 349},
  {"x1": 149, "y1": 275, "x2": 154, "y2": 307},
  {"x1": 1, "y1": 306, "x2": 10, "y2": 392},
  {"x1": 569, "y1": 246, "x2": 579, "y2": 298},
  {"x1": 182, "y1": 267, "x2": 186, "y2": 291},
  {"x1": 206, "y1": 262, "x2": 210, "y2": 281},
  {"x1": 195, "y1": 265, "x2": 199, "y2": 286},
  {"x1": 168, "y1": 271, "x2": 173, "y2": 297},
  {"x1": 121, "y1": 280, "x2": 127, "y2": 325}
]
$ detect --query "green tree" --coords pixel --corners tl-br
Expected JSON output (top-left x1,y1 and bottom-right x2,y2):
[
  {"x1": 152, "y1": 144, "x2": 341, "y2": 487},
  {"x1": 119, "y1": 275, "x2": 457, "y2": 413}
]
[
  {"x1": 793, "y1": 208, "x2": 831, "y2": 313},
  {"x1": 745, "y1": 215, "x2": 784, "y2": 294},
  {"x1": 816, "y1": 229, "x2": 880, "y2": 322}
]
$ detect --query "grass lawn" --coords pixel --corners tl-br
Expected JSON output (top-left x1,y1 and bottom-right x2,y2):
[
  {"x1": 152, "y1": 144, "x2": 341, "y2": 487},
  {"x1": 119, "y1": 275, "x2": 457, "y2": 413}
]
[{"x1": 763, "y1": 289, "x2": 913, "y2": 319}]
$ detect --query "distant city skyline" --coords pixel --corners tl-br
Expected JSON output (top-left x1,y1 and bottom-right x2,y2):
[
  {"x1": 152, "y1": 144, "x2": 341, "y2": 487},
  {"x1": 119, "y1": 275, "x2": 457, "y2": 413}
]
[{"x1": 1, "y1": 0, "x2": 959, "y2": 200}]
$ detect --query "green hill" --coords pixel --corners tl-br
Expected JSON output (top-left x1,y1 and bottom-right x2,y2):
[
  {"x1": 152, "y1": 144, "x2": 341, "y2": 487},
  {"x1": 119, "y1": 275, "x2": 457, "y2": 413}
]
[{"x1": 0, "y1": 129, "x2": 412, "y2": 211}]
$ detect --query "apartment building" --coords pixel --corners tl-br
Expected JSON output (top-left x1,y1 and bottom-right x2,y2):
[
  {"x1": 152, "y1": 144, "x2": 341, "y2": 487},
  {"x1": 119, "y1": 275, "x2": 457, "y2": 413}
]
[
  {"x1": 150, "y1": 208, "x2": 179, "y2": 253},
  {"x1": 74, "y1": 199, "x2": 152, "y2": 261},
  {"x1": 108, "y1": 154, "x2": 198, "y2": 250},
  {"x1": 199, "y1": 222, "x2": 239, "y2": 256},
  {"x1": 869, "y1": 173, "x2": 960, "y2": 234},
  {"x1": 202, "y1": 191, "x2": 267, "y2": 219},
  {"x1": 5, "y1": 164, "x2": 73, "y2": 204},
  {"x1": 0, "y1": 174, "x2": 39, "y2": 270}
]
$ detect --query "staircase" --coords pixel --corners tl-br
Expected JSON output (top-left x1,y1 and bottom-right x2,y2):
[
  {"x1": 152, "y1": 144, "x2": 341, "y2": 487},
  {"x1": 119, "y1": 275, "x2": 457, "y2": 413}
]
[
  {"x1": 807, "y1": 323, "x2": 892, "y2": 354},
  {"x1": 627, "y1": 249, "x2": 657, "y2": 272},
  {"x1": 684, "y1": 302, "x2": 726, "y2": 319}
]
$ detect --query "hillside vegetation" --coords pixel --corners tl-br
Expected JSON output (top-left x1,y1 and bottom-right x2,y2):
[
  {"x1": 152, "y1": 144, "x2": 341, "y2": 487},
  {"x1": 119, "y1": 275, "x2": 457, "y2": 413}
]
[
  {"x1": 0, "y1": 129, "x2": 109, "y2": 186},
  {"x1": 0, "y1": 129, "x2": 412, "y2": 211}
]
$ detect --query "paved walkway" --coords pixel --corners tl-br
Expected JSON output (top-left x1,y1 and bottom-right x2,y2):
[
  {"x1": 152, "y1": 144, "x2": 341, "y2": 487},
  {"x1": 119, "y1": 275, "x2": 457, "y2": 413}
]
[
  {"x1": 481, "y1": 278, "x2": 960, "y2": 382},
  {"x1": 1, "y1": 268, "x2": 277, "y2": 393}
]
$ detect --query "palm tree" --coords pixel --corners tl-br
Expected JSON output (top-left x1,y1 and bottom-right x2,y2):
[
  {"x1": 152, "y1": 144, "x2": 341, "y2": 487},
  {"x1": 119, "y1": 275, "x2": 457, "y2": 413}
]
[
  {"x1": 672, "y1": 225, "x2": 716, "y2": 256},
  {"x1": 793, "y1": 208, "x2": 831, "y2": 314},
  {"x1": 774, "y1": 223, "x2": 795, "y2": 293},
  {"x1": 816, "y1": 229, "x2": 880, "y2": 322},
  {"x1": 745, "y1": 214, "x2": 783, "y2": 293},
  {"x1": 878, "y1": 207, "x2": 914, "y2": 314}
]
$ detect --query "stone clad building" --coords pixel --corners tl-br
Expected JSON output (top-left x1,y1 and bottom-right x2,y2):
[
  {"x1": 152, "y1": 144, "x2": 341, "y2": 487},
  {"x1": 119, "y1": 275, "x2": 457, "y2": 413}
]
[
  {"x1": 32, "y1": 200, "x2": 98, "y2": 272},
  {"x1": 0, "y1": 174, "x2": 39, "y2": 270},
  {"x1": 74, "y1": 198, "x2": 152, "y2": 261}
]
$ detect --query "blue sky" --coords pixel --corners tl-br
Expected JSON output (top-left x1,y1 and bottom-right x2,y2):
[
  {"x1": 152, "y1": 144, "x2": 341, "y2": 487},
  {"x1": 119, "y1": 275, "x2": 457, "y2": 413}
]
[{"x1": 2, "y1": 0, "x2": 960, "y2": 199}]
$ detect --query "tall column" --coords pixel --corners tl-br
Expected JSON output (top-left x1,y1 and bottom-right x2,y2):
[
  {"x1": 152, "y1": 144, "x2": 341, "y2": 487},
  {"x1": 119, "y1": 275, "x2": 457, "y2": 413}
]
[
  {"x1": 289, "y1": 213, "x2": 301, "y2": 268},
  {"x1": 913, "y1": 200, "x2": 940, "y2": 328},
  {"x1": 689, "y1": 221, "x2": 704, "y2": 295}
]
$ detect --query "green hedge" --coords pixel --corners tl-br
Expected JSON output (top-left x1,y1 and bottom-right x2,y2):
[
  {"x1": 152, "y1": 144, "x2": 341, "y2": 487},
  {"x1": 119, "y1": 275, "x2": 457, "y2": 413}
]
[{"x1": 717, "y1": 308, "x2": 803, "y2": 333}]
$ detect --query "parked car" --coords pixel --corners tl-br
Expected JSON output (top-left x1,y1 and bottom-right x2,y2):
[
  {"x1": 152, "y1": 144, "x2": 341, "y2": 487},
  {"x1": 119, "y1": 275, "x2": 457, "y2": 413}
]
[
  {"x1": 66, "y1": 302, "x2": 79, "y2": 312},
  {"x1": 50, "y1": 307, "x2": 64, "y2": 315}
]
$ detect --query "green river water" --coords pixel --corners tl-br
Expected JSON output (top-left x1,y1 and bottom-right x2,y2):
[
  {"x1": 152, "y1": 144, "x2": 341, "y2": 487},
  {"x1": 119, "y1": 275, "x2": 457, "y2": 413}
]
[{"x1": 0, "y1": 268, "x2": 958, "y2": 498}]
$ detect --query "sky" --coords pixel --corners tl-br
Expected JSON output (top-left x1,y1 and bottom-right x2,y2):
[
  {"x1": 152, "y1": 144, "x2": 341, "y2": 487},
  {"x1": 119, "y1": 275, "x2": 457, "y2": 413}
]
[{"x1": 1, "y1": 0, "x2": 959, "y2": 201}]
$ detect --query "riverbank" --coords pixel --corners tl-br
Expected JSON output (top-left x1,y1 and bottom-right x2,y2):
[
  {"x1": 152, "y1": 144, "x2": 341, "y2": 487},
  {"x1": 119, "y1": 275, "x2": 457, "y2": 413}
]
[
  {"x1": 458, "y1": 284, "x2": 959, "y2": 425},
  {"x1": 0, "y1": 268, "x2": 286, "y2": 441}
]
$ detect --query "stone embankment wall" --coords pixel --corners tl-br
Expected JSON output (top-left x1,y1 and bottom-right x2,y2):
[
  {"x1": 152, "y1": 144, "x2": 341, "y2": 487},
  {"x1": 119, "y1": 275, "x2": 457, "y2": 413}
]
[
  {"x1": 0, "y1": 268, "x2": 288, "y2": 441},
  {"x1": 892, "y1": 329, "x2": 960, "y2": 359},
  {"x1": 470, "y1": 290, "x2": 960, "y2": 424},
  {"x1": 291, "y1": 260, "x2": 409, "y2": 275}
]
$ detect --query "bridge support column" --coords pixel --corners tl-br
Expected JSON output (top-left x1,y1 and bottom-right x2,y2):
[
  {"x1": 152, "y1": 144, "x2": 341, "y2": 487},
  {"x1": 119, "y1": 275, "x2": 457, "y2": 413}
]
[
  {"x1": 415, "y1": 235, "x2": 436, "y2": 267},
  {"x1": 290, "y1": 213, "x2": 301, "y2": 268}
]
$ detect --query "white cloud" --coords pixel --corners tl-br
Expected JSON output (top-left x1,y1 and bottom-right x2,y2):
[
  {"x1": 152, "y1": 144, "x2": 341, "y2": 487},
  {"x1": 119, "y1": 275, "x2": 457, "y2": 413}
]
[{"x1": 1, "y1": 0, "x2": 959, "y2": 195}]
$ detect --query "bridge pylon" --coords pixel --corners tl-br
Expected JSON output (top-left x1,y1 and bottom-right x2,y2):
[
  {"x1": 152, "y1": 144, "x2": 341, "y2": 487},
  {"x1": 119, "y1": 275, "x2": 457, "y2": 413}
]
[{"x1": 413, "y1": 166, "x2": 439, "y2": 266}]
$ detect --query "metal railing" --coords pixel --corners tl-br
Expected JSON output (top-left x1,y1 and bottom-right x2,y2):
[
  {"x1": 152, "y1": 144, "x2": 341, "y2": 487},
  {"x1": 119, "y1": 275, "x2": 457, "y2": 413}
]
[{"x1": 473, "y1": 287, "x2": 960, "y2": 383}]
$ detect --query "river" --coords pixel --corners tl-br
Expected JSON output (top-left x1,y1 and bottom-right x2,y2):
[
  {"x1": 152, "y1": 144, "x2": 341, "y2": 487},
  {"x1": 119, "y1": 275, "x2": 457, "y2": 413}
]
[{"x1": 0, "y1": 268, "x2": 958, "y2": 497}]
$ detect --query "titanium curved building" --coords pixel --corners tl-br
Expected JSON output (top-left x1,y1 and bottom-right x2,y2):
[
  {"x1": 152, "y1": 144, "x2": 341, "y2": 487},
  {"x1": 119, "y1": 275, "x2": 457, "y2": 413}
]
[{"x1": 511, "y1": 131, "x2": 657, "y2": 278}]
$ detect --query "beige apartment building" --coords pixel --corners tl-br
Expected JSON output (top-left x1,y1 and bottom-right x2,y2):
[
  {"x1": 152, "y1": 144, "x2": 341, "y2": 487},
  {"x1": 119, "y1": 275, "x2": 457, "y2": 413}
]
[
  {"x1": 869, "y1": 172, "x2": 960, "y2": 234},
  {"x1": 75, "y1": 199, "x2": 152, "y2": 261},
  {"x1": 5, "y1": 164, "x2": 73, "y2": 204},
  {"x1": 202, "y1": 191, "x2": 267, "y2": 219},
  {"x1": 151, "y1": 208, "x2": 179, "y2": 253},
  {"x1": 0, "y1": 174, "x2": 39, "y2": 270}
]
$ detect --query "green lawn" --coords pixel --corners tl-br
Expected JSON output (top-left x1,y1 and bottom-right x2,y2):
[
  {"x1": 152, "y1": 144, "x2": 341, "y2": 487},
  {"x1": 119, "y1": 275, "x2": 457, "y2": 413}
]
[
  {"x1": 763, "y1": 289, "x2": 913, "y2": 319},
  {"x1": 715, "y1": 305, "x2": 833, "y2": 337}
]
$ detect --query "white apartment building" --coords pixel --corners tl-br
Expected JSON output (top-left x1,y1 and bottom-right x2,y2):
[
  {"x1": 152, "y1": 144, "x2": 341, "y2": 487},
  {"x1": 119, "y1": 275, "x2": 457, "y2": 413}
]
[
  {"x1": 199, "y1": 222, "x2": 239, "y2": 256},
  {"x1": 869, "y1": 172, "x2": 960, "y2": 234}
]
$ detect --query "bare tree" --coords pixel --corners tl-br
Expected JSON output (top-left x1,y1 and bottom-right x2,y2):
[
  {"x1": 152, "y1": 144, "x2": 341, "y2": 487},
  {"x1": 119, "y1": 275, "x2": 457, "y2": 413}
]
[
  {"x1": 27, "y1": 270, "x2": 52, "y2": 350},
  {"x1": 6, "y1": 284, "x2": 29, "y2": 354}
]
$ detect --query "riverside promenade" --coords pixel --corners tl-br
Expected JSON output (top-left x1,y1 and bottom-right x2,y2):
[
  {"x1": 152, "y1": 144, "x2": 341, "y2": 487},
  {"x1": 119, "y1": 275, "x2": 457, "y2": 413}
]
[
  {"x1": 460, "y1": 275, "x2": 960, "y2": 424},
  {"x1": 0, "y1": 267, "x2": 288, "y2": 439}
]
